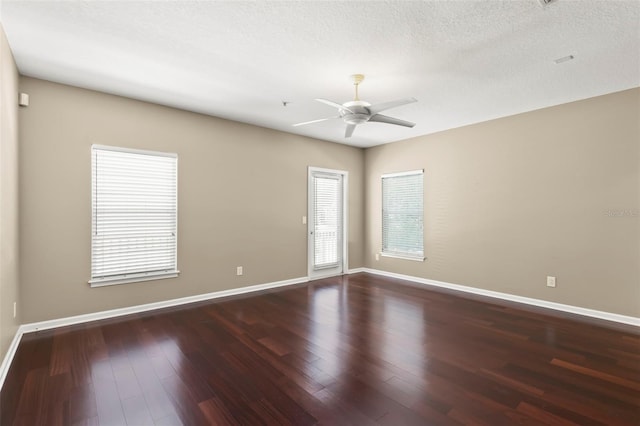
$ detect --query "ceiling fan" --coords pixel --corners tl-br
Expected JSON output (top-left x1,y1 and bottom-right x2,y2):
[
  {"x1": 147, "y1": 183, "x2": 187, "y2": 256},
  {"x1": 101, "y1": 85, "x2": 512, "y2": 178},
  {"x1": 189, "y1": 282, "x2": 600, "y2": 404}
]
[{"x1": 293, "y1": 74, "x2": 417, "y2": 138}]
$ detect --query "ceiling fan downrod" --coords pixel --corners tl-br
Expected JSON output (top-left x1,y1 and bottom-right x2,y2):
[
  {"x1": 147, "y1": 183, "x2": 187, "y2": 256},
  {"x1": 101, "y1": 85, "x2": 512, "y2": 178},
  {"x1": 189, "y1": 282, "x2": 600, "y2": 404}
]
[{"x1": 350, "y1": 74, "x2": 365, "y2": 101}]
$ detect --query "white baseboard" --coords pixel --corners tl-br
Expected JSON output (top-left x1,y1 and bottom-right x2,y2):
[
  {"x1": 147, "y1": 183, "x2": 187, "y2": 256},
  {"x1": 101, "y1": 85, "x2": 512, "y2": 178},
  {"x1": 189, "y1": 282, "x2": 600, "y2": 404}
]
[
  {"x1": 0, "y1": 275, "x2": 308, "y2": 391},
  {"x1": 361, "y1": 268, "x2": 640, "y2": 327},
  {"x1": 0, "y1": 327, "x2": 23, "y2": 392},
  {"x1": 347, "y1": 267, "x2": 366, "y2": 274},
  {"x1": 21, "y1": 276, "x2": 309, "y2": 334}
]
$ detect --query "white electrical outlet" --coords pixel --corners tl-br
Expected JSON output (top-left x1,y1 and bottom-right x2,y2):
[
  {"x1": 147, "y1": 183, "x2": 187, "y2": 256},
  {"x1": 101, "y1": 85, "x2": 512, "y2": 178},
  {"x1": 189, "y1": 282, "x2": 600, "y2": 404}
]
[
  {"x1": 237, "y1": 266, "x2": 243, "y2": 276},
  {"x1": 375, "y1": 253, "x2": 380, "y2": 261},
  {"x1": 13, "y1": 302, "x2": 17, "y2": 318},
  {"x1": 547, "y1": 276, "x2": 556, "y2": 288},
  {"x1": 302, "y1": 216, "x2": 307, "y2": 225}
]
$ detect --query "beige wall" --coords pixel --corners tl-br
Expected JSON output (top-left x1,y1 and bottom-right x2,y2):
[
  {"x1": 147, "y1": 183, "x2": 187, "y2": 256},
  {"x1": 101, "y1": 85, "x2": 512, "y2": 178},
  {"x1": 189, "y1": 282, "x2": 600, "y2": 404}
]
[
  {"x1": 18, "y1": 77, "x2": 364, "y2": 323},
  {"x1": 14, "y1": 76, "x2": 640, "y2": 324},
  {"x1": 0, "y1": 24, "x2": 20, "y2": 356},
  {"x1": 365, "y1": 88, "x2": 640, "y2": 317}
]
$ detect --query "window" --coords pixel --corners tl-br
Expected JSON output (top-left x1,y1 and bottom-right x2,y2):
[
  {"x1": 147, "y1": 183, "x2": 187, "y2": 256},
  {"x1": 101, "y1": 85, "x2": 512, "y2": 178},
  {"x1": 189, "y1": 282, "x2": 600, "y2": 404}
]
[
  {"x1": 381, "y1": 170, "x2": 424, "y2": 260},
  {"x1": 90, "y1": 145, "x2": 179, "y2": 286}
]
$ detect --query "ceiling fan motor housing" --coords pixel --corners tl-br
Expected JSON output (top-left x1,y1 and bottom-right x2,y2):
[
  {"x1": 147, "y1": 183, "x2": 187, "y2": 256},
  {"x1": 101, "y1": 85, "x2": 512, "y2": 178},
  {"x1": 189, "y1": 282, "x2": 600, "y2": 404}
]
[{"x1": 341, "y1": 100, "x2": 371, "y2": 125}]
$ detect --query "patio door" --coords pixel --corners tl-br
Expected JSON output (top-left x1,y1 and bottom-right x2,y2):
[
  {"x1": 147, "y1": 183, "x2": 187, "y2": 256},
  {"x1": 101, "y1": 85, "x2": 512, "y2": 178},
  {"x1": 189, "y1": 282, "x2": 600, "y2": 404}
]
[{"x1": 308, "y1": 167, "x2": 348, "y2": 279}]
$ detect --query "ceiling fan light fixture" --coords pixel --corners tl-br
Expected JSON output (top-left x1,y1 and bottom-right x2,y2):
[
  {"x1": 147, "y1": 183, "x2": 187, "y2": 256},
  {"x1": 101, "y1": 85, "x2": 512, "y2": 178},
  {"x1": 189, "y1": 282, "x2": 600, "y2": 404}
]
[
  {"x1": 343, "y1": 114, "x2": 370, "y2": 125},
  {"x1": 341, "y1": 100, "x2": 371, "y2": 124}
]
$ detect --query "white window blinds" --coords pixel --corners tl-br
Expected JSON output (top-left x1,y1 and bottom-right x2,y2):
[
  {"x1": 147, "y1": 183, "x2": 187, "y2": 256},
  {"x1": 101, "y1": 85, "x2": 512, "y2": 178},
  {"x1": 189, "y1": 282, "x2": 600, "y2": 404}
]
[
  {"x1": 90, "y1": 145, "x2": 179, "y2": 286},
  {"x1": 313, "y1": 175, "x2": 342, "y2": 268},
  {"x1": 382, "y1": 170, "x2": 424, "y2": 260}
]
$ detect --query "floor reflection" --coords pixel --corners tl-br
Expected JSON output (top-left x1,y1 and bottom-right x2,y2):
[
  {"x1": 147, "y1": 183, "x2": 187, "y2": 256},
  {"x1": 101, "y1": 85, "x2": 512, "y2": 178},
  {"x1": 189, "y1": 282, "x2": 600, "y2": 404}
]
[
  {"x1": 380, "y1": 294, "x2": 426, "y2": 379},
  {"x1": 306, "y1": 279, "x2": 350, "y2": 380},
  {"x1": 305, "y1": 278, "x2": 427, "y2": 389}
]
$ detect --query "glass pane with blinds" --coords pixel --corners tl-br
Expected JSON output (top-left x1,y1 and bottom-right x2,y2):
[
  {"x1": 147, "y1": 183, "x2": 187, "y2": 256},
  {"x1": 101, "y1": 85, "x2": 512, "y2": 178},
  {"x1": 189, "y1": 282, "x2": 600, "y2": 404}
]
[
  {"x1": 314, "y1": 175, "x2": 342, "y2": 269},
  {"x1": 382, "y1": 171, "x2": 424, "y2": 258},
  {"x1": 91, "y1": 145, "x2": 178, "y2": 284}
]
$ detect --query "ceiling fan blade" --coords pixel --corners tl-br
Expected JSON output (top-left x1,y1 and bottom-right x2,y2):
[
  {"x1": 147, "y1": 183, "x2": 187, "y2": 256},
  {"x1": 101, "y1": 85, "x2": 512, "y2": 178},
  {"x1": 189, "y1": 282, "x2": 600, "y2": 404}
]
[
  {"x1": 368, "y1": 97, "x2": 417, "y2": 115},
  {"x1": 292, "y1": 116, "x2": 339, "y2": 127},
  {"x1": 345, "y1": 123, "x2": 356, "y2": 138},
  {"x1": 369, "y1": 114, "x2": 416, "y2": 128},
  {"x1": 315, "y1": 98, "x2": 354, "y2": 114}
]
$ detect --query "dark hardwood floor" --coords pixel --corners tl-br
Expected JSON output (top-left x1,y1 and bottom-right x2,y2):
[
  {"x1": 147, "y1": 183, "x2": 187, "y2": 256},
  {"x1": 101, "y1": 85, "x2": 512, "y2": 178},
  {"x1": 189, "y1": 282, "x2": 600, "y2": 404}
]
[{"x1": 1, "y1": 272, "x2": 639, "y2": 425}]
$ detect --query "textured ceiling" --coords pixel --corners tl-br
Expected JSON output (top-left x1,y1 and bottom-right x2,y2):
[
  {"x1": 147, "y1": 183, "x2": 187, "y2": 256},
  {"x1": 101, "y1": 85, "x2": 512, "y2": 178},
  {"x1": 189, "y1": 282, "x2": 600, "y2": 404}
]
[{"x1": 1, "y1": 0, "x2": 639, "y2": 148}]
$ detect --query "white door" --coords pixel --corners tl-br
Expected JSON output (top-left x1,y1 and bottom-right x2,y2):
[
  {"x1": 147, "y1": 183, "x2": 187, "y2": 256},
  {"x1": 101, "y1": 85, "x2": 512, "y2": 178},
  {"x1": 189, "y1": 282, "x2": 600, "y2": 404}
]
[{"x1": 308, "y1": 167, "x2": 348, "y2": 279}]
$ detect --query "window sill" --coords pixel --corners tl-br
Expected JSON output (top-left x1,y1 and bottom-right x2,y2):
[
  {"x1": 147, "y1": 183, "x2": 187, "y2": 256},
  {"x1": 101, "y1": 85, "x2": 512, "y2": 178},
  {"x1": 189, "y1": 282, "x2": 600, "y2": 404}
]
[
  {"x1": 380, "y1": 253, "x2": 425, "y2": 262},
  {"x1": 89, "y1": 271, "x2": 180, "y2": 288}
]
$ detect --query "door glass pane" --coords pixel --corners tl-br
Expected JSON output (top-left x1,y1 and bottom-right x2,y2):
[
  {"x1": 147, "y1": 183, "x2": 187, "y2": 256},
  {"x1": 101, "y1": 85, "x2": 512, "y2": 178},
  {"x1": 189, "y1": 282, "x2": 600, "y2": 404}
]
[{"x1": 314, "y1": 175, "x2": 341, "y2": 269}]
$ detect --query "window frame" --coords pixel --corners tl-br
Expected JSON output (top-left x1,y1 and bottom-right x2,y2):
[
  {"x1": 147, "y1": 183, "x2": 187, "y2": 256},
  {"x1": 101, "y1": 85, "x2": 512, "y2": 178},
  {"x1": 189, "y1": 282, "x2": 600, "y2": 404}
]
[
  {"x1": 89, "y1": 144, "x2": 179, "y2": 287},
  {"x1": 381, "y1": 169, "x2": 425, "y2": 262}
]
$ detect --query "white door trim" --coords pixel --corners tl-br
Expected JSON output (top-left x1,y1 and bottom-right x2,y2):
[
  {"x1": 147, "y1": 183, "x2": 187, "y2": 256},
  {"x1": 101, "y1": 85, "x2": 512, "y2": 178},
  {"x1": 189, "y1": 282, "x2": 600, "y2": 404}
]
[{"x1": 308, "y1": 166, "x2": 349, "y2": 279}]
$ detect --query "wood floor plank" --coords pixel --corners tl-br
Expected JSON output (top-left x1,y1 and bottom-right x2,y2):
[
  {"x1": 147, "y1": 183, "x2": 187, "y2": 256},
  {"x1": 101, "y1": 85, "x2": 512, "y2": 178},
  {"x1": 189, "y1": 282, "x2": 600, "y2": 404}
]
[
  {"x1": 197, "y1": 396, "x2": 239, "y2": 425},
  {"x1": 161, "y1": 374, "x2": 211, "y2": 426},
  {"x1": 65, "y1": 382, "x2": 98, "y2": 425},
  {"x1": 120, "y1": 394, "x2": 154, "y2": 426},
  {"x1": 550, "y1": 357, "x2": 640, "y2": 391},
  {"x1": 1, "y1": 272, "x2": 639, "y2": 425}
]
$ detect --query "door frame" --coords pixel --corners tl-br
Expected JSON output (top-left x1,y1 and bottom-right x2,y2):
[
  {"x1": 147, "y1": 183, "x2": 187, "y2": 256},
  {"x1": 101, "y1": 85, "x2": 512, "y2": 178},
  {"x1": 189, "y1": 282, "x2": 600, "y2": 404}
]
[{"x1": 307, "y1": 166, "x2": 349, "y2": 279}]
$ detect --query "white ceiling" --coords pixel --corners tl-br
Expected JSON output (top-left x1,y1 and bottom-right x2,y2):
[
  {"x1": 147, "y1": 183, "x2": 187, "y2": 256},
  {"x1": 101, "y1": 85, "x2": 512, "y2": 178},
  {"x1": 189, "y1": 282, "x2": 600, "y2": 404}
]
[{"x1": 1, "y1": 1, "x2": 639, "y2": 148}]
